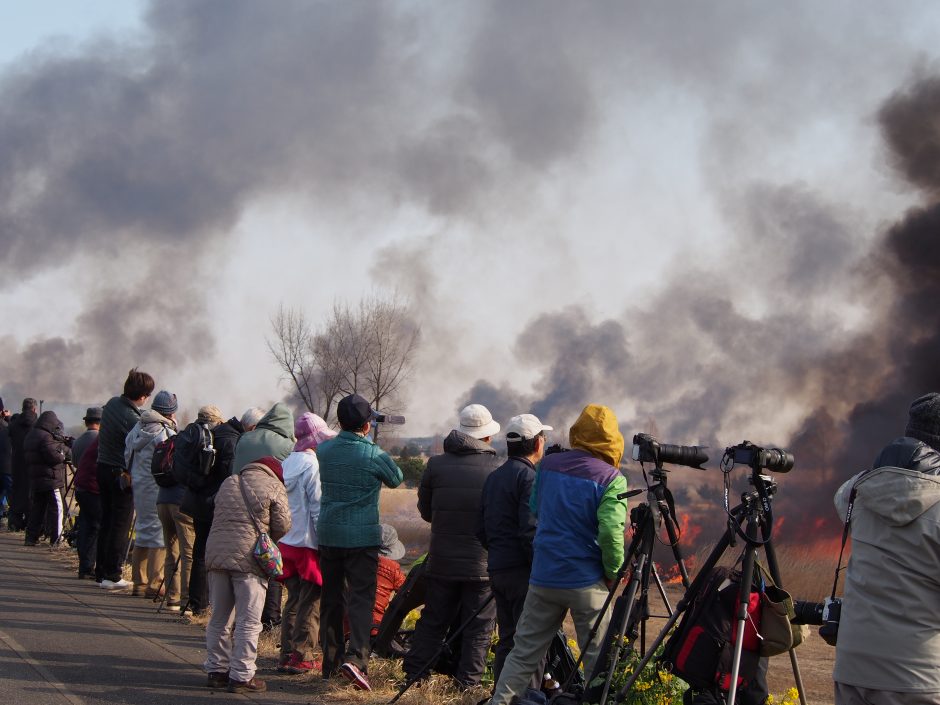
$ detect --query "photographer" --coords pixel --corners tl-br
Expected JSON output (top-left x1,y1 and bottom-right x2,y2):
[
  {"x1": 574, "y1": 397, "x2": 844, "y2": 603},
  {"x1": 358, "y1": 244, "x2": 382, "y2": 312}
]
[
  {"x1": 23, "y1": 409, "x2": 72, "y2": 547},
  {"x1": 833, "y1": 392, "x2": 940, "y2": 704}
]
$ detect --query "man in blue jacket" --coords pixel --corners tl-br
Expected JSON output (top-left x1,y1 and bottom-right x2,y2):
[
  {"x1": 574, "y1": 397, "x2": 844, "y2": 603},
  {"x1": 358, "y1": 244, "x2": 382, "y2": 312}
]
[{"x1": 316, "y1": 393, "x2": 403, "y2": 691}]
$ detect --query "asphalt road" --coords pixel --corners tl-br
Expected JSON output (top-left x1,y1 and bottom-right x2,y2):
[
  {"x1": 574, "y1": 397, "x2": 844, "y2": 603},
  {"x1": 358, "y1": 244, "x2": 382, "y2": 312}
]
[{"x1": 0, "y1": 530, "x2": 324, "y2": 705}]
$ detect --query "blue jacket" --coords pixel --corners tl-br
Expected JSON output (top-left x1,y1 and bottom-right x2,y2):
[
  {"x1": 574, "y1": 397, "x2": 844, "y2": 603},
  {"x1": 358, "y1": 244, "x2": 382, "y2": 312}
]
[
  {"x1": 478, "y1": 455, "x2": 537, "y2": 574},
  {"x1": 316, "y1": 431, "x2": 403, "y2": 548}
]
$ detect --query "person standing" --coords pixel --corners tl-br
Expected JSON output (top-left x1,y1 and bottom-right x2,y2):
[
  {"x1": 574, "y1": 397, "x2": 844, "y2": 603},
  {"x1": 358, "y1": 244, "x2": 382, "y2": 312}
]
[
  {"x1": 71, "y1": 407, "x2": 102, "y2": 467},
  {"x1": 125, "y1": 390, "x2": 178, "y2": 597},
  {"x1": 73, "y1": 435, "x2": 101, "y2": 579},
  {"x1": 317, "y1": 393, "x2": 403, "y2": 691},
  {"x1": 404, "y1": 403, "x2": 501, "y2": 690},
  {"x1": 24, "y1": 410, "x2": 71, "y2": 547},
  {"x1": 489, "y1": 404, "x2": 629, "y2": 705},
  {"x1": 0, "y1": 399, "x2": 12, "y2": 524},
  {"x1": 7, "y1": 398, "x2": 38, "y2": 532},
  {"x1": 479, "y1": 413, "x2": 551, "y2": 690},
  {"x1": 96, "y1": 369, "x2": 154, "y2": 590}
]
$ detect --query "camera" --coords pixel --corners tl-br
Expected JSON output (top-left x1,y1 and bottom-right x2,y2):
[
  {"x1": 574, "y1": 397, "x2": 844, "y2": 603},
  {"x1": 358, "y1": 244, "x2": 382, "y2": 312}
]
[
  {"x1": 372, "y1": 411, "x2": 405, "y2": 425},
  {"x1": 632, "y1": 433, "x2": 708, "y2": 470},
  {"x1": 724, "y1": 441, "x2": 794, "y2": 473},
  {"x1": 792, "y1": 597, "x2": 841, "y2": 646}
]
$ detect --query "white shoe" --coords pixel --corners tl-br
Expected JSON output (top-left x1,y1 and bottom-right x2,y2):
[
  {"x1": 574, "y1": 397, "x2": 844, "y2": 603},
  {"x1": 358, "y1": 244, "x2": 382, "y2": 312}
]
[{"x1": 100, "y1": 578, "x2": 131, "y2": 590}]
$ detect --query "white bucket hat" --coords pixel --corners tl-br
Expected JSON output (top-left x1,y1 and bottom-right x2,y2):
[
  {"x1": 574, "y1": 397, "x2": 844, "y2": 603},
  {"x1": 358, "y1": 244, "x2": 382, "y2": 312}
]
[{"x1": 457, "y1": 404, "x2": 501, "y2": 439}]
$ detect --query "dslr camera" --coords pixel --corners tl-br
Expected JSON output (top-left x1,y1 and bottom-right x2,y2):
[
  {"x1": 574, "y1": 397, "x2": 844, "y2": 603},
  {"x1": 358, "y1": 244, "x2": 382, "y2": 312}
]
[
  {"x1": 792, "y1": 596, "x2": 842, "y2": 646},
  {"x1": 632, "y1": 433, "x2": 708, "y2": 470},
  {"x1": 372, "y1": 411, "x2": 405, "y2": 425},
  {"x1": 724, "y1": 440, "x2": 794, "y2": 473}
]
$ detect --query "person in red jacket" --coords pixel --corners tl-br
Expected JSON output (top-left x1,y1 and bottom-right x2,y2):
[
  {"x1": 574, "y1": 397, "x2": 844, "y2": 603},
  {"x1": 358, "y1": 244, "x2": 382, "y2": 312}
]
[{"x1": 373, "y1": 524, "x2": 407, "y2": 634}]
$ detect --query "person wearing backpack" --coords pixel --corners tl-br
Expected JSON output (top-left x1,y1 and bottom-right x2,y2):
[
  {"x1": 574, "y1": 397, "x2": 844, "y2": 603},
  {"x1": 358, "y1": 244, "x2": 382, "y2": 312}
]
[{"x1": 124, "y1": 390, "x2": 178, "y2": 598}]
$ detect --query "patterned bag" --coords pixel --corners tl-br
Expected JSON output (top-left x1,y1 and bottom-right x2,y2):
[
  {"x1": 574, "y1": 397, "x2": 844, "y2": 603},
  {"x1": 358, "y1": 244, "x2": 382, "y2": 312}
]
[{"x1": 238, "y1": 477, "x2": 284, "y2": 579}]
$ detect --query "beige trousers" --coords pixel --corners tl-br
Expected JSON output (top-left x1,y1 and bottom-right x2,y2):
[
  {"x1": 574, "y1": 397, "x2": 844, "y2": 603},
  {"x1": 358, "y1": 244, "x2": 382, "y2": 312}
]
[
  {"x1": 131, "y1": 546, "x2": 166, "y2": 593},
  {"x1": 157, "y1": 502, "x2": 195, "y2": 605}
]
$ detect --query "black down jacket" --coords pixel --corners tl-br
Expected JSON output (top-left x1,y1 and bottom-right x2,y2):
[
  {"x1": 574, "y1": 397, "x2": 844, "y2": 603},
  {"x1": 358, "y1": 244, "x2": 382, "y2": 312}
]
[
  {"x1": 24, "y1": 411, "x2": 71, "y2": 492},
  {"x1": 419, "y1": 430, "x2": 500, "y2": 580},
  {"x1": 179, "y1": 417, "x2": 243, "y2": 521},
  {"x1": 478, "y1": 456, "x2": 538, "y2": 574}
]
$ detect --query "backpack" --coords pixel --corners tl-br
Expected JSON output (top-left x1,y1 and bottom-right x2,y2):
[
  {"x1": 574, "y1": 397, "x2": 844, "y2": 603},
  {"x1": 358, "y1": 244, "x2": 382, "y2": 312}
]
[
  {"x1": 174, "y1": 422, "x2": 216, "y2": 490},
  {"x1": 150, "y1": 431, "x2": 178, "y2": 488},
  {"x1": 659, "y1": 565, "x2": 767, "y2": 703}
]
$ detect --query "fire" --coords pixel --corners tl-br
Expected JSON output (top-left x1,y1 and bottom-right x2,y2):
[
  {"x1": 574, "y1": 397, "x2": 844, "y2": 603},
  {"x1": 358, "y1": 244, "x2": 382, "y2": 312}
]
[
  {"x1": 656, "y1": 555, "x2": 698, "y2": 585},
  {"x1": 676, "y1": 513, "x2": 703, "y2": 545}
]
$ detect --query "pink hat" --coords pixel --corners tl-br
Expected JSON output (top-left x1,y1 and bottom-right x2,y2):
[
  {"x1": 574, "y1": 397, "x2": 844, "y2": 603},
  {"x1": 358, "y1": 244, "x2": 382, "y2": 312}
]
[{"x1": 294, "y1": 412, "x2": 337, "y2": 452}]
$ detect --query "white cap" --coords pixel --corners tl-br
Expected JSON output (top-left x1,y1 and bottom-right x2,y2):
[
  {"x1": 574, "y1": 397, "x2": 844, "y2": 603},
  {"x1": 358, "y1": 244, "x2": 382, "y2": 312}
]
[
  {"x1": 458, "y1": 404, "x2": 501, "y2": 439},
  {"x1": 505, "y1": 414, "x2": 553, "y2": 441}
]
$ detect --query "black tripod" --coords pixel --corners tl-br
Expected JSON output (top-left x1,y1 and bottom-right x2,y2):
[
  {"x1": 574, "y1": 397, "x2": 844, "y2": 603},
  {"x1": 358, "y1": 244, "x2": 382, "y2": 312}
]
[{"x1": 613, "y1": 465, "x2": 807, "y2": 705}]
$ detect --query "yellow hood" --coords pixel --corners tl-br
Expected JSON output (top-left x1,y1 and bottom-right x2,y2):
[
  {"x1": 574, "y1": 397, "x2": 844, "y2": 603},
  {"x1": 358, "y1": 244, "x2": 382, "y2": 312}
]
[{"x1": 569, "y1": 404, "x2": 625, "y2": 468}]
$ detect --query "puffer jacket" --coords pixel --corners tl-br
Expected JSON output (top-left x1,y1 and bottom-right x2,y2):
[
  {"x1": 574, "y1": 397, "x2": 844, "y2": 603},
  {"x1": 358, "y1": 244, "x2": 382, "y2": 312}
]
[
  {"x1": 179, "y1": 417, "x2": 242, "y2": 521},
  {"x1": 24, "y1": 411, "x2": 71, "y2": 492},
  {"x1": 232, "y1": 403, "x2": 294, "y2": 474},
  {"x1": 125, "y1": 409, "x2": 175, "y2": 548},
  {"x1": 833, "y1": 436, "x2": 940, "y2": 693},
  {"x1": 317, "y1": 431, "x2": 403, "y2": 548},
  {"x1": 280, "y1": 450, "x2": 322, "y2": 549},
  {"x1": 478, "y1": 456, "x2": 538, "y2": 574},
  {"x1": 98, "y1": 396, "x2": 143, "y2": 469},
  {"x1": 419, "y1": 430, "x2": 499, "y2": 580},
  {"x1": 529, "y1": 404, "x2": 628, "y2": 588},
  {"x1": 206, "y1": 461, "x2": 291, "y2": 577}
]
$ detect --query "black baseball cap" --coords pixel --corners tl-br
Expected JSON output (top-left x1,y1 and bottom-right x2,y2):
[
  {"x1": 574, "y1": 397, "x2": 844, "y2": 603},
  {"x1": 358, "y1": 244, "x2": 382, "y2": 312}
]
[{"x1": 337, "y1": 394, "x2": 373, "y2": 430}]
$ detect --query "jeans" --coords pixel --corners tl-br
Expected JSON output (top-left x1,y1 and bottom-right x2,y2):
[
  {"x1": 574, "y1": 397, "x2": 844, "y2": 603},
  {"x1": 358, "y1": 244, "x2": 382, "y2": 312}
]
[
  {"x1": 75, "y1": 490, "x2": 102, "y2": 575},
  {"x1": 95, "y1": 463, "x2": 135, "y2": 582},
  {"x1": 319, "y1": 545, "x2": 379, "y2": 674}
]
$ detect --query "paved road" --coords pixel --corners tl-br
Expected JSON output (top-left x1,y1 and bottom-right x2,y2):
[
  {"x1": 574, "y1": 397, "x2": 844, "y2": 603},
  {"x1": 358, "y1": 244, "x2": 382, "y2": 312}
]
[{"x1": 0, "y1": 531, "x2": 325, "y2": 704}]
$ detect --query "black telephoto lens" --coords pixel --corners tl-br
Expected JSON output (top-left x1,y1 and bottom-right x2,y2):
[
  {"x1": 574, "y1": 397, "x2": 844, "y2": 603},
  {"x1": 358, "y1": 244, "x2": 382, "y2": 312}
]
[
  {"x1": 791, "y1": 600, "x2": 824, "y2": 625},
  {"x1": 762, "y1": 448, "x2": 795, "y2": 473},
  {"x1": 658, "y1": 443, "x2": 709, "y2": 470}
]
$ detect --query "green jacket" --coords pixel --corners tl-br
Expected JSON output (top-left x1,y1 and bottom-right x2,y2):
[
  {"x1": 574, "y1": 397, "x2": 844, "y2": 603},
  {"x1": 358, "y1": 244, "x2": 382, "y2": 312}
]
[
  {"x1": 232, "y1": 403, "x2": 295, "y2": 474},
  {"x1": 316, "y1": 431, "x2": 403, "y2": 548}
]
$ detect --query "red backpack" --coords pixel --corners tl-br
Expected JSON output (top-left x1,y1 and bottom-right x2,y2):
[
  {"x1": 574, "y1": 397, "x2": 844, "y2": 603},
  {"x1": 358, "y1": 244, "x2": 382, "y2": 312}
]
[{"x1": 150, "y1": 432, "x2": 178, "y2": 488}]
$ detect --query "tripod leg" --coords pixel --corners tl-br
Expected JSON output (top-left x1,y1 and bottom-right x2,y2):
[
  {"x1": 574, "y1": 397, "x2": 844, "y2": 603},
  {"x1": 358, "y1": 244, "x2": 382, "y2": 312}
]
[
  {"x1": 763, "y1": 541, "x2": 808, "y2": 705},
  {"x1": 595, "y1": 554, "x2": 647, "y2": 705},
  {"x1": 727, "y1": 530, "x2": 760, "y2": 705},
  {"x1": 650, "y1": 564, "x2": 673, "y2": 616}
]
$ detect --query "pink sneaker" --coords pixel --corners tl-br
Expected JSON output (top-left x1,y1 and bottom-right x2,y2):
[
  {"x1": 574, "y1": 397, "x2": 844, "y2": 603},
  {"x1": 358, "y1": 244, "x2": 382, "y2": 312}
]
[{"x1": 340, "y1": 662, "x2": 371, "y2": 691}]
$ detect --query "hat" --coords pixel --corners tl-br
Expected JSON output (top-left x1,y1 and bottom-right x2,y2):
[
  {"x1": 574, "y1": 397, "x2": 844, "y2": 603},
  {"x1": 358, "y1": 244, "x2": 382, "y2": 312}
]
[
  {"x1": 152, "y1": 390, "x2": 178, "y2": 415},
  {"x1": 505, "y1": 414, "x2": 553, "y2": 442},
  {"x1": 83, "y1": 406, "x2": 103, "y2": 422},
  {"x1": 337, "y1": 394, "x2": 373, "y2": 430},
  {"x1": 197, "y1": 404, "x2": 225, "y2": 426},
  {"x1": 457, "y1": 404, "x2": 500, "y2": 439},
  {"x1": 906, "y1": 392, "x2": 940, "y2": 451},
  {"x1": 380, "y1": 524, "x2": 406, "y2": 561},
  {"x1": 294, "y1": 412, "x2": 337, "y2": 452}
]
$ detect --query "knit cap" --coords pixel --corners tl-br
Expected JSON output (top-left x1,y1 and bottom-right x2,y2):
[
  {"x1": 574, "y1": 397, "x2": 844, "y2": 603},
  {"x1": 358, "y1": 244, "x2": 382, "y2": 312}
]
[
  {"x1": 294, "y1": 412, "x2": 337, "y2": 452},
  {"x1": 152, "y1": 390, "x2": 178, "y2": 415},
  {"x1": 906, "y1": 393, "x2": 940, "y2": 451}
]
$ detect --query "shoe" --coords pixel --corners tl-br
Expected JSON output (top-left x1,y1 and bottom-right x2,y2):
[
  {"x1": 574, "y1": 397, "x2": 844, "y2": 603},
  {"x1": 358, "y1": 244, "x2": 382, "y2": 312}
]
[
  {"x1": 227, "y1": 677, "x2": 266, "y2": 693},
  {"x1": 145, "y1": 587, "x2": 165, "y2": 600},
  {"x1": 24, "y1": 539, "x2": 38, "y2": 546},
  {"x1": 206, "y1": 672, "x2": 230, "y2": 688},
  {"x1": 340, "y1": 662, "x2": 371, "y2": 691},
  {"x1": 277, "y1": 654, "x2": 293, "y2": 673},
  {"x1": 286, "y1": 652, "x2": 320, "y2": 674},
  {"x1": 132, "y1": 587, "x2": 143, "y2": 597},
  {"x1": 100, "y1": 579, "x2": 132, "y2": 590},
  {"x1": 165, "y1": 602, "x2": 181, "y2": 612}
]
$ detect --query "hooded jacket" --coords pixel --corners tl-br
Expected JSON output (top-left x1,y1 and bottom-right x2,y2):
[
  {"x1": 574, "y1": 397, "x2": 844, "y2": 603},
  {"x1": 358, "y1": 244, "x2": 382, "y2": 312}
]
[
  {"x1": 206, "y1": 461, "x2": 291, "y2": 576},
  {"x1": 9, "y1": 410, "x2": 37, "y2": 475},
  {"x1": 478, "y1": 455, "x2": 538, "y2": 574},
  {"x1": 24, "y1": 411, "x2": 71, "y2": 492},
  {"x1": 419, "y1": 430, "x2": 500, "y2": 580},
  {"x1": 232, "y1": 403, "x2": 294, "y2": 474},
  {"x1": 833, "y1": 437, "x2": 940, "y2": 693},
  {"x1": 98, "y1": 396, "x2": 143, "y2": 469},
  {"x1": 125, "y1": 409, "x2": 175, "y2": 548},
  {"x1": 279, "y1": 450, "x2": 322, "y2": 549},
  {"x1": 529, "y1": 404, "x2": 628, "y2": 589}
]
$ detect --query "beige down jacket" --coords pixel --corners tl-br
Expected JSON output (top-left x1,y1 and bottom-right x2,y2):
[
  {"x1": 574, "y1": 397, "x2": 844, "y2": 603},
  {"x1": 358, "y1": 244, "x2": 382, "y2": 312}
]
[{"x1": 206, "y1": 461, "x2": 291, "y2": 577}]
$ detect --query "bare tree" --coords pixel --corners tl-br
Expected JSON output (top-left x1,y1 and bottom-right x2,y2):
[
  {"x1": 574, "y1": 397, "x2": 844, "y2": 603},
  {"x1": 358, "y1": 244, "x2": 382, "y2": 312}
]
[{"x1": 267, "y1": 304, "x2": 318, "y2": 413}]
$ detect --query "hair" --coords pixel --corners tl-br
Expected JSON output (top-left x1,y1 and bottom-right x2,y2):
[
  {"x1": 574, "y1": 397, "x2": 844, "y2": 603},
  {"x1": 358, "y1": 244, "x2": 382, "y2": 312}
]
[
  {"x1": 507, "y1": 433, "x2": 542, "y2": 458},
  {"x1": 123, "y1": 368, "x2": 155, "y2": 400},
  {"x1": 22, "y1": 398, "x2": 38, "y2": 413},
  {"x1": 240, "y1": 407, "x2": 266, "y2": 429},
  {"x1": 339, "y1": 418, "x2": 370, "y2": 433}
]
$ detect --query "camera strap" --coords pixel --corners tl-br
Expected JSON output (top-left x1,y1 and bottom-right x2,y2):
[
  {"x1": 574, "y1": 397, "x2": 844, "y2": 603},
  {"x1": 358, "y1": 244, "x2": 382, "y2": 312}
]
[{"x1": 831, "y1": 469, "x2": 874, "y2": 600}]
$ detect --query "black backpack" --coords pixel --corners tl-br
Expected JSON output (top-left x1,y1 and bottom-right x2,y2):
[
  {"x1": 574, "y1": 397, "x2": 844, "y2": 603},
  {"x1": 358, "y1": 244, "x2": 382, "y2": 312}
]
[
  {"x1": 173, "y1": 422, "x2": 216, "y2": 490},
  {"x1": 150, "y1": 431, "x2": 178, "y2": 488},
  {"x1": 660, "y1": 566, "x2": 767, "y2": 704}
]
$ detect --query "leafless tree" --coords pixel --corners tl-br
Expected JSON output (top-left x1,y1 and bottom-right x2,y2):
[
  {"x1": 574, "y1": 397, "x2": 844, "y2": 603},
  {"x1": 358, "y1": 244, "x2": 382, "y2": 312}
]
[{"x1": 267, "y1": 304, "x2": 318, "y2": 413}]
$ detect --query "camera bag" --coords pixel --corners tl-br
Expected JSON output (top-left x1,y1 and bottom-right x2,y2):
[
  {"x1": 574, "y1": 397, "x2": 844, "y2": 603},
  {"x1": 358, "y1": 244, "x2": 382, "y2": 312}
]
[{"x1": 150, "y1": 427, "x2": 178, "y2": 488}]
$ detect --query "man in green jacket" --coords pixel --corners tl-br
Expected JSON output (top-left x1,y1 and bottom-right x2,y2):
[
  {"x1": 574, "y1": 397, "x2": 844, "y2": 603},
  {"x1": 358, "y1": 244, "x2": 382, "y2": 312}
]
[{"x1": 316, "y1": 393, "x2": 403, "y2": 691}]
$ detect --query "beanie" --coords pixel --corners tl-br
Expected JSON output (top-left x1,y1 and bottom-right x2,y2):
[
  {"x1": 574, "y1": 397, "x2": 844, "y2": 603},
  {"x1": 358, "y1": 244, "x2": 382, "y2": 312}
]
[
  {"x1": 152, "y1": 390, "x2": 179, "y2": 415},
  {"x1": 906, "y1": 392, "x2": 940, "y2": 451}
]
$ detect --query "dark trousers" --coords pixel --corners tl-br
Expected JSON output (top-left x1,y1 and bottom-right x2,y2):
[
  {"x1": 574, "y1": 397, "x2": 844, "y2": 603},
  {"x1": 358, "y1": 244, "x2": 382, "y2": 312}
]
[
  {"x1": 281, "y1": 575, "x2": 322, "y2": 661},
  {"x1": 0, "y1": 474, "x2": 12, "y2": 516},
  {"x1": 491, "y1": 569, "x2": 545, "y2": 689},
  {"x1": 8, "y1": 465, "x2": 30, "y2": 531},
  {"x1": 319, "y1": 545, "x2": 379, "y2": 674},
  {"x1": 404, "y1": 576, "x2": 496, "y2": 688},
  {"x1": 188, "y1": 517, "x2": 212, "y2": 613},
  {"x1": 26, "y1": 488, "x2": 64, "y2": 544},
  {"x1": 95, "y1": 464, "x2": 134, "y2": 582},
  {"x1": 262, "y1": 578, "x2": 283, "y2": 627},
  {"x1": 75, "y1": 490, "x2": 102, "y2": 576}
]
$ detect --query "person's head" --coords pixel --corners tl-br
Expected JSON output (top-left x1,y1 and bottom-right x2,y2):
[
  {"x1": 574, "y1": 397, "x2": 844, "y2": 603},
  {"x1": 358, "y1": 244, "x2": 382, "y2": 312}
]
[
  {"x1": 506, "y1": 414, "x2": 553, "y2": 462},
  {"x1": 83, "y1": 406, "x2": 103, "y2": 430},
  {"x1": 240, "y1": 407, "x2": 265, "y2": 432},
  {"x1": 906, "y1": 393, "x2": 940, "y2": 452},
  {"x1": 197, "y1": 404, "x2": 225, "y2": 429},
  {"x1": 380, "y1": 523, "x2": 406, "y2": 560},
  {"x1": 123, "y1": 368, "x2": 155, "y2": 404},
  {"x1": 22, "y1": 398, "x2": 38, "y2": 414},
  {"x1": 457, "y1": 404, "x2": 500, "y2": 444},
  {"x1": 337, "y1": 394, "x2": 373, "y2": 434},
  {"x1": 294, "y1": 412, "x2": 337, "y2": 452},
  {"x1": 569, "y1": 404, "x2": 625, "y2": 468},
  {"x1": 151, "y1": 390, "x2": 178, "y2": 420}
]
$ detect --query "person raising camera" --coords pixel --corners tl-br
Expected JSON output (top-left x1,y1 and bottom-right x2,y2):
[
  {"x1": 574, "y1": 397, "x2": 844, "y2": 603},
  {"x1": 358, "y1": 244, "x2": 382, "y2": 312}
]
[{"x1": 833, "y1": 393, "x2": 940, "y2": 704}]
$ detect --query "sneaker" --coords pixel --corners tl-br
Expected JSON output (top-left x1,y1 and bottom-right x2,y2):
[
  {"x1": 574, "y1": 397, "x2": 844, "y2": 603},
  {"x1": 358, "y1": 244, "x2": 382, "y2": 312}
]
[
  {"x1": 165, "y1": 602, "x2": 181, "y2": 612},
  {"x1": 24, "y1": 539, "x2": 38, "y2": 546},
  {"x1": 340, "y1": 662, "x2": 371, "y2": 691},
  {"x1": 277, "y1": 654, "x2": 293, "y2": 673},
  {"x1": 286, "y1": 652, "x2": 320, "y2": 674},
  {"x1": 100, "y1": 579, "x2": 132, "y2": 590},
  {"x1": 206, "y1": 672, "x2": 230, "y2": 688},
  {"x1": 227, "y1": 677, "x2": 267, "y2": 693}
]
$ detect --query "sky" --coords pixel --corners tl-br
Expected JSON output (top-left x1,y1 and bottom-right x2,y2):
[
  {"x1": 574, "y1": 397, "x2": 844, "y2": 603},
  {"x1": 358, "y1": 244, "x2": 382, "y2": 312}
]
[{"x1": 2, "y1": 2, "x2": 940, "y2": 533}]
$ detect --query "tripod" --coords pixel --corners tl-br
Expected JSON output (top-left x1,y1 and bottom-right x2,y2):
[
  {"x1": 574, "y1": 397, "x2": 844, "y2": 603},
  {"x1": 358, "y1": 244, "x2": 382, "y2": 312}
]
[{"x1": 614, "y1": 467, "x2": 807, "y2": 705}]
